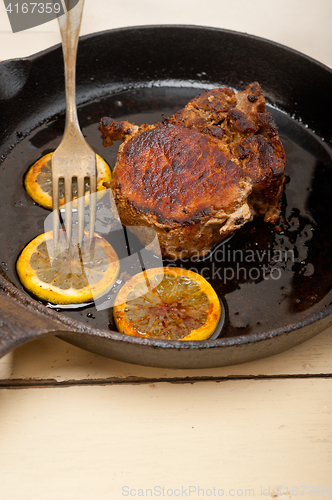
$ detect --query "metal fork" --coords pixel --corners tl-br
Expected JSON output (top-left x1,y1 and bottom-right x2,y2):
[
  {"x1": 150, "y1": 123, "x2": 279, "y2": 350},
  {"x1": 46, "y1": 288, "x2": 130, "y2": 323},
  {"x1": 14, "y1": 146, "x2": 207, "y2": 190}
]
[{"x1": 52, "y1": 0, "x2": 97, "y2": 249}]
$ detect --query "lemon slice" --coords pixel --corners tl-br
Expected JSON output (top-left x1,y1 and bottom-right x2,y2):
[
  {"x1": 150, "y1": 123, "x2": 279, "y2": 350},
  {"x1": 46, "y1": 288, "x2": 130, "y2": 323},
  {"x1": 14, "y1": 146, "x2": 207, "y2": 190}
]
[
  {"x1": 113, "y1": 267, "x2": 221, "y2": 340},
  {"x1": 24, "y1": 152, "x2": 112, "y2": 209},
  {"x1": 16, "y1": 230, "x2": 119, "y2": 305}
]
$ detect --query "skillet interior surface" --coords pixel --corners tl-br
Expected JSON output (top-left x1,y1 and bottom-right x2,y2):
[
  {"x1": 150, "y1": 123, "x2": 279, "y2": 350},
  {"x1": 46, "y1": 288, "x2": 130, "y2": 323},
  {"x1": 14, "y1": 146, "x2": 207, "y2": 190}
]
[{"x1": 0, "y1": 25, "x2": 332, "y2": 366}]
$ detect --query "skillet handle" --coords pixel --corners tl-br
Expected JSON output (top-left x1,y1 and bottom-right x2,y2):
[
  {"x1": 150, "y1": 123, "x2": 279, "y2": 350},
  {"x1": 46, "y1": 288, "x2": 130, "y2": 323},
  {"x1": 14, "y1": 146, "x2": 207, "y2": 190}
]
[{"x1": 0, "y1": 292, "x2": 69, "y2": 358}]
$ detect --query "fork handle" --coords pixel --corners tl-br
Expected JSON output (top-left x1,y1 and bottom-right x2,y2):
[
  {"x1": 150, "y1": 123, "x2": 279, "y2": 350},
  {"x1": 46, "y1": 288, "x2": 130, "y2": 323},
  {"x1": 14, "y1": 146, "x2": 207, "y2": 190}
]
[{"x1": 58, "y1": 0, "x2": 85, "y2": 132}]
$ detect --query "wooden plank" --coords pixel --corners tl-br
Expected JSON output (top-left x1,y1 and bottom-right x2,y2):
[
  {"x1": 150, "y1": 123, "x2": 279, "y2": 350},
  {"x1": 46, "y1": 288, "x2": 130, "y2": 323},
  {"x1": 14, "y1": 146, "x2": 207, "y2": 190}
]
[
  {"x1": 0, "y1": 379, "x2": 331, "y2": 499},
  {"x1": 1, "y1": 326, "x2": 331, "y2": 383}
]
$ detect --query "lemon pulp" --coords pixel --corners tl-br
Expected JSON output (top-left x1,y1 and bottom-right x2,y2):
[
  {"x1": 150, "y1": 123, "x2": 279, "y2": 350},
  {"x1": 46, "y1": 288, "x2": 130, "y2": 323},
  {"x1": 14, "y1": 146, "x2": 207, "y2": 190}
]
[
  {"x1": 16, "y1": 230, "x2": 119, "y2": 305},
  {"x1": 113, "y1": 267, "x2": 221, "y2": 340},
  {"x1": 24, "y1": 152, "x2": 111, "y2": 209}
]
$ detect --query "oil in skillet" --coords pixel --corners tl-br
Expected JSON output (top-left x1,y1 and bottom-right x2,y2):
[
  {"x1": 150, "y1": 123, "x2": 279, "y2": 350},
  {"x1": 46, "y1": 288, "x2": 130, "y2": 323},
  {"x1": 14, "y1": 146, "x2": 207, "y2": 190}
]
[{"x1": 0, "y1": 87, "x2": 332, "y2": 337}]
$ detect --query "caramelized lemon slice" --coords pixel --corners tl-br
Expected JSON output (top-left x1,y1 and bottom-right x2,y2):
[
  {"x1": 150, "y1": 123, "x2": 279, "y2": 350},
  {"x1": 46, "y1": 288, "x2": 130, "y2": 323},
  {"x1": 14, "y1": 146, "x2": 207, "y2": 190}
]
[
  {"x1": 113, "y1": 267, "x2": 221, "y2": 340},
  {"x1": 24, "y1": 152, "x2": 112, "y2": 209},
  {"x1": 16, "y1": 230, "x2": 119, "y2": 305}
]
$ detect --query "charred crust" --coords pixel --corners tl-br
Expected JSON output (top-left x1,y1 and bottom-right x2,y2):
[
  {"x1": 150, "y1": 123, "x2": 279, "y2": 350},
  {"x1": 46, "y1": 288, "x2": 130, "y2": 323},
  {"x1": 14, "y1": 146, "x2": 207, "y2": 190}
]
[
  {"x1": 233, "y1": 143, "x2": 250, "y2": 160},
  {"x1": 104, "y1": 82, "x2": 285, "y2": 258},
  {"x1": 248, "y1": 82, "x2": 260, "y2": 95},
  {"x1": 100, "y1": 116, "x2": 114, "y2": 129},
  {"x1": 234, "y1": 217, "x2": 245, "y2": 226},
  {"x1": 257, "y1": 112, "x2": 278, "y2": 131},
  {"x1": 228, "y1": 109, "x2": 258, "y2": 134},
  {"x1": 201, "y1": 126, "x2": 224, "y2": 140}
]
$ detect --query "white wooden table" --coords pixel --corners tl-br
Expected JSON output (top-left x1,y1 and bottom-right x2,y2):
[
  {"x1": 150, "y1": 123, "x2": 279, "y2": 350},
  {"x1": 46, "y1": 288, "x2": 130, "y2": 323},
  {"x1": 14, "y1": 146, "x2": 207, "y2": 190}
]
[{"x1": 0, "y1": 1, "x2": 332, "y2": 498}]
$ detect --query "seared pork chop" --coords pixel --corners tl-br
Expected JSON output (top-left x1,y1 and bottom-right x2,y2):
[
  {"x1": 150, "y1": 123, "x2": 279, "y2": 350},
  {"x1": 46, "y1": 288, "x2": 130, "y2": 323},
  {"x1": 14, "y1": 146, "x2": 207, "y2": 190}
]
[{"x1": 100, "y1": 83, "x2": 285, "y2": 259}]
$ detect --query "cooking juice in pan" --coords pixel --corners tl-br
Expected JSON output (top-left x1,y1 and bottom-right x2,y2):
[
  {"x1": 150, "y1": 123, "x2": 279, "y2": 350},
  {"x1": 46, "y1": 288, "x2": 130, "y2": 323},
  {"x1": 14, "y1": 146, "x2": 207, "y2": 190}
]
[{"x1": 0, "y1": 86, "x2": 332, "y2": 338}]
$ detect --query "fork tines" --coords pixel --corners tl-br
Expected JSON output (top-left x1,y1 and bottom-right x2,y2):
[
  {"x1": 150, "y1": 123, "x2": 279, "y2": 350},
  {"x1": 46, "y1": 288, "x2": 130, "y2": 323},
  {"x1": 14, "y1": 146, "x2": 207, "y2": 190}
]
[{"x1": 52, "y1": 151, "x2": 97, "y2": 250}]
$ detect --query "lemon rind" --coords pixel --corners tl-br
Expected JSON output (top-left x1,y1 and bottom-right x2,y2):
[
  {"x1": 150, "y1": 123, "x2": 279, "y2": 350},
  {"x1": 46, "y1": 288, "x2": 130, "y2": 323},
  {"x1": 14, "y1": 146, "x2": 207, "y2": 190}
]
[
  {"x1": 24, "y1": 153, "x2": 112, "y2": 210},
  {"x1": 113, "y1": 266, "x2": 221, "y2": 341},
  {"x1": 16, "y1": 230, "x2": 119, "y2": 305}
]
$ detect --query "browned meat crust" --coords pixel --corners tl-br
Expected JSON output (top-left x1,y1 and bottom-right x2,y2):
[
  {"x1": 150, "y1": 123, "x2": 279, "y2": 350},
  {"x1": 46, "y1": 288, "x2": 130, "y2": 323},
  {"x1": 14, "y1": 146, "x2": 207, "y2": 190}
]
[{"x1": 100, "y1": 83, "x2": 286, "y2": 259}]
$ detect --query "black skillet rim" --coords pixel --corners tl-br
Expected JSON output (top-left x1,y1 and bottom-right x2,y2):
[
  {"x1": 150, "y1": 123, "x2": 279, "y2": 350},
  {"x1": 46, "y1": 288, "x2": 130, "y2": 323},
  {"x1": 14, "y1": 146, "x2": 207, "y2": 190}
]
[{"x1": 1, "y1": 24, "x2": 332, "y2": 351}]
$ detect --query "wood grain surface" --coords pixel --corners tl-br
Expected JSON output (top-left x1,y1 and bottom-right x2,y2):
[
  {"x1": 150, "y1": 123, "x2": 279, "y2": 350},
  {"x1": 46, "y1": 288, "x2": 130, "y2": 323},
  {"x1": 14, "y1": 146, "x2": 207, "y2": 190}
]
[{"x1": 1, "y1": 380, "x2": 331, "y2": 500}]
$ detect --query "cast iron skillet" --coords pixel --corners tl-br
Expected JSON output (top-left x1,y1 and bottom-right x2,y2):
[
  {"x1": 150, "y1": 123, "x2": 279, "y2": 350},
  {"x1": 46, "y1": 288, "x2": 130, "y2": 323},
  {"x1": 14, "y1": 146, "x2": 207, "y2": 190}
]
[{"x1": 0, "y1": 25, "x2": 332, "y2": 368}]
